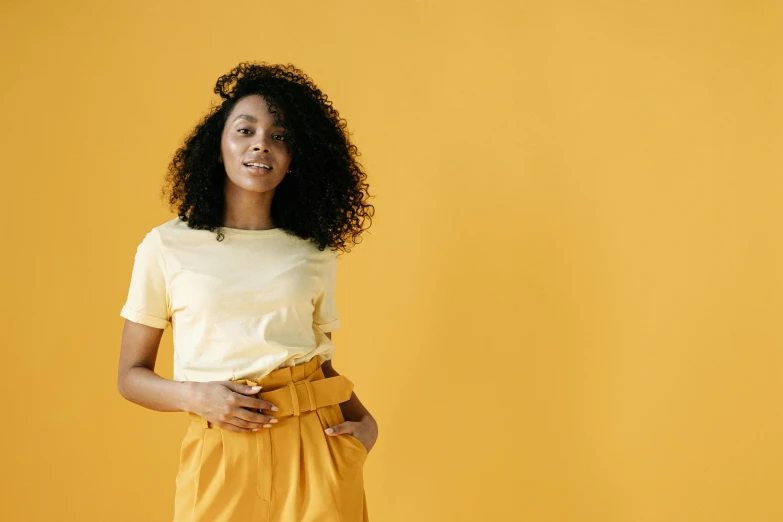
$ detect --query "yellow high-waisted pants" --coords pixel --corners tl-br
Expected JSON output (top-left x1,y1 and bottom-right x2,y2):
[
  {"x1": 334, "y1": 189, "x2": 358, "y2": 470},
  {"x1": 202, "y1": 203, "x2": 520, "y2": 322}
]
[{"x1": 172, "y1": 355, "x2": 370, "y2": 522}]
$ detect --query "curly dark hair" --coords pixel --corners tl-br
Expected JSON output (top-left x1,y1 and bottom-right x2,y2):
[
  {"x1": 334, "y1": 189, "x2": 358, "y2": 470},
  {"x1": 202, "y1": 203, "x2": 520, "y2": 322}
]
[{"x1": 161, "y1": 61, "x2": 374, "y2": 253}]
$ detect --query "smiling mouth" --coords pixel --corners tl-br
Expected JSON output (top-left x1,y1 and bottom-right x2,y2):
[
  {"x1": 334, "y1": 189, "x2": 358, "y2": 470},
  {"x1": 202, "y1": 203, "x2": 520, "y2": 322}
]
[{"x1": 244, "y1": 163, "x2": 272, "y2": 172}]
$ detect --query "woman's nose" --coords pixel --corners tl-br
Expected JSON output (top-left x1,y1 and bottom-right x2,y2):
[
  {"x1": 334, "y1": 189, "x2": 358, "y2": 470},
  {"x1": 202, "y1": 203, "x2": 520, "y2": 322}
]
[{"x1": 252, "y1": 133, "x2": 273, "y2": 151}]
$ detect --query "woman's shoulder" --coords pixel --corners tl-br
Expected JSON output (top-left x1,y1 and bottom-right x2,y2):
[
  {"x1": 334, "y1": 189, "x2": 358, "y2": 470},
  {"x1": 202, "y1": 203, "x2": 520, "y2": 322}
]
[
  {"x1": 139, "y1": 216, "x2": 210, "y2": 251},
  {"x1": 160, "y1": 215, "x2": 188, "y2": 232},
  {"x1": 154, "y1": 216, "x2": 213, "y2": 240}
]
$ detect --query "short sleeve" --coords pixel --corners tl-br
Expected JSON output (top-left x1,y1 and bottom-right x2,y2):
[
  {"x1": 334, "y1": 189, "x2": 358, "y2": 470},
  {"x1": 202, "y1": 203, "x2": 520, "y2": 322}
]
[
  {"x1": 120, "y1": 229, "x2": 172, "y2": 330},
  {"x1": 312, "y1": 250, "x2": 341, "y2": 332}
]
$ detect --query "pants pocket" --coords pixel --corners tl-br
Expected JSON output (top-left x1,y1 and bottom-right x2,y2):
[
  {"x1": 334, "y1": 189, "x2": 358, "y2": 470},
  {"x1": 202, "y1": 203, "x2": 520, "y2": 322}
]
[
  {"x1": 330, "y1": 403, "x2": 369, "y2": 460},
  {"x1": 316, "y1": 402, "x2": 368, "y2": 518}
]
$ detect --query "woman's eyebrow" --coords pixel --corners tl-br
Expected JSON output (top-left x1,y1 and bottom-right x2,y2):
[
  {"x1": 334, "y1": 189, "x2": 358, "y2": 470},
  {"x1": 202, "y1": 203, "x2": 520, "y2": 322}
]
[
  {"x1": 233, "y1": 114, "x2": 257, "y2": 124},
  {"x1": 232, "y1": 114, "x2": 286, "y2": 129}
]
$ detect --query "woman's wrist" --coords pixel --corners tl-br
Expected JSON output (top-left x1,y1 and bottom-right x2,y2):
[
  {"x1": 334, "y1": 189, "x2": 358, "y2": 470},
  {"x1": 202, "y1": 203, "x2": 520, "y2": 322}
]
[{"x1": 177, "y1": 380, "x2": 201, "y2": 414}]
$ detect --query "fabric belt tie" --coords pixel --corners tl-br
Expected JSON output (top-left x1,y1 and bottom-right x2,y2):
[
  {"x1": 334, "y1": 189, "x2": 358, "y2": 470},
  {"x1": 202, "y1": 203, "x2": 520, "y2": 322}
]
[{"x1": 232, "y1": 374, "x2": 355, "y2": 418}]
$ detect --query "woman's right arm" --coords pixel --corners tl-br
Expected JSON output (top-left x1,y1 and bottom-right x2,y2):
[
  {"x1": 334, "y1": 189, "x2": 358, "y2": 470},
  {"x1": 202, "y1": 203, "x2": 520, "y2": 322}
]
[
  {"x1": 117, "y1": 319, "x2": 279, "y2": 433},
  {"x1": 117, "y1": 319, "x2": 196, "y2": 413}
]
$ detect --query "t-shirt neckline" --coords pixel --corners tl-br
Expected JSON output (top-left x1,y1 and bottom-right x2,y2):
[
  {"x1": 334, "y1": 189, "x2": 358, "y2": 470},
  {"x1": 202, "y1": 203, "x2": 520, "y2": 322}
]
[{"x1": 220, "y1": 225, "x2": 286, "y2": 236}]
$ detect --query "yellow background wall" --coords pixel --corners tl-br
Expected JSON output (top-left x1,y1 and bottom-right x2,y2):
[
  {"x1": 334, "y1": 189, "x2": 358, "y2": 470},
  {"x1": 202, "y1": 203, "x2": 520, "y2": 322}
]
[{"x1": 1, "y1": 1, "x2": 780, "y2": 521}]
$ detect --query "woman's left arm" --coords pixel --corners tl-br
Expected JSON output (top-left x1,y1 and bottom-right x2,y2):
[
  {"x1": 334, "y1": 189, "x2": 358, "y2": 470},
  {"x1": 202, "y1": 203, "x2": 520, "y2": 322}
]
[
  {"x1": 320, "y1": 358, "x2": 374, "y2": 423},
  {"x1": 321, "y1": 333, "x2": 378, "y2": 451}
]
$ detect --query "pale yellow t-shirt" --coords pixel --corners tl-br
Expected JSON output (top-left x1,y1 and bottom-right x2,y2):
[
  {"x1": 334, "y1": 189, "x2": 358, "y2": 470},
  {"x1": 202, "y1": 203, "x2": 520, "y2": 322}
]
[{"x1": 119, "y1": 217, "x2": 341, "y2": 382}]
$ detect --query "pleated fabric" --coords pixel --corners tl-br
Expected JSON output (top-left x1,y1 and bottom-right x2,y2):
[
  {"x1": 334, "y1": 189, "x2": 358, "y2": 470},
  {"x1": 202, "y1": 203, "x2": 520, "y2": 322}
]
[{"x1": 172, "y1": 355, "x2": 370, "y2": 522}]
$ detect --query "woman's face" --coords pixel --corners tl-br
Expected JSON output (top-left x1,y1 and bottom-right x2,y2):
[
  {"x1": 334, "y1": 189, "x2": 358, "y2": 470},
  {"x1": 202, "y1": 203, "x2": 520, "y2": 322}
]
[{"x1": 220, "y1": 94, "x2": 292, "y2": 194}]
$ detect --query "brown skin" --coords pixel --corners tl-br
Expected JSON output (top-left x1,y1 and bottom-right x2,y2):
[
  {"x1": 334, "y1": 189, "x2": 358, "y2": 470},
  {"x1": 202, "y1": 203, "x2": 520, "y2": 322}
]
[
  {"x1": 319, "y1": 337, "x2": 379, "y2": 454},
  {"x1": 219, "y1": 94, "x2": 292, "y2": 230},
  {"x1": 117, "y1": 93, "x2": 378, "y2": 453}
]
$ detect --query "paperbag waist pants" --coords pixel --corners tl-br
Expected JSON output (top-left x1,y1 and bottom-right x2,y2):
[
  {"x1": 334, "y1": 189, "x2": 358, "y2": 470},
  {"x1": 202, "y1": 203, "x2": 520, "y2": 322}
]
[{"x1": 172, "y1": 355, "x2": 370, "y2": 522}]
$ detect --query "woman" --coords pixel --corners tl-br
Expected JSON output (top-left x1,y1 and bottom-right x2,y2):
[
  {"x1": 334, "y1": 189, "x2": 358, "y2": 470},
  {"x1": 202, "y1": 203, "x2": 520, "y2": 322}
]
[{"x1": 117, "y1": 61, "x2": 377, "y2": 522}]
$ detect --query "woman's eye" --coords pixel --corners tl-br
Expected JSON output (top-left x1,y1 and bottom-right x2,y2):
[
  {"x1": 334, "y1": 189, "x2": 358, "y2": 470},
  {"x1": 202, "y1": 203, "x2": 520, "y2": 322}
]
[{"x1": 237, "y1": 129, "x2": 285, "y2": 141}]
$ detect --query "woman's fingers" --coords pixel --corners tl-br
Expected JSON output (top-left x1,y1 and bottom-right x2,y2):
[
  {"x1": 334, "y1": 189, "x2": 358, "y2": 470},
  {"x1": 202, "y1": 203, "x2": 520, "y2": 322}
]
[
  {"x1": 252, "y1": 397, "x2": 279, "y2": 412},
  {"x1": 324, "y1": 420, "x2": 372, "y2": 453},
  {"x1": 324, "y1": 420, "x2": 354, "y2": 435},
  {"x1": 227, "y1": 416, "x2": 276, "y2": 432},
  {"x1": 213, "y1": 414, "x2": 276, "y2": 432},
  {"x1": 229, "y1": 407, "x2": 279, "y2": 429},
  {"x1": 230, "y1": 387, "x2": 279, "y2": 413},
  {"x1": 216, "y1": 418, "x2": 259, "y2": 433}
]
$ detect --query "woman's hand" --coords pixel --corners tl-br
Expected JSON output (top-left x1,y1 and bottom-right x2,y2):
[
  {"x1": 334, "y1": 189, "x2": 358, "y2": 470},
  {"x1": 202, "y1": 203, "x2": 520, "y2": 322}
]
[
  {"x1": 324, "y1": 415, "x2": 378, "y2": 454},
  {"x1": 187, "y1": 381, "x2": 279, "y2": 433}
]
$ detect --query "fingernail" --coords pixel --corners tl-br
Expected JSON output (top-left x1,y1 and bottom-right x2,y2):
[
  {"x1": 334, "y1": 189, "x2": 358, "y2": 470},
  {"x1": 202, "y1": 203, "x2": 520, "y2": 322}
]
[
  {"x1": 251, "y1": 386, "x2": 261, "y2": 391},
  {"x1": 325, "y1": 428, "x2": 334, "y2": 434},
  {"x1": 252, "y1": 428, "x2": 260, "y2": 431},
  {"x1": 263, "y1": 424, "x2": 272, "y2": 428},
  {"x1": 269, "y1": 418, "x2": 278, "y2": 423},
  {"x1": 271, "y1": 405, "x2": 279, "y2": 411}
]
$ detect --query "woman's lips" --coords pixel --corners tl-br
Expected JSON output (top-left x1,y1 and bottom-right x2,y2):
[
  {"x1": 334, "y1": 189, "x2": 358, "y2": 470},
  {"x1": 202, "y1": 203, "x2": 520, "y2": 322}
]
[{"x1": 245, "y1": 164, "x2": 272, "y2": 173}]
